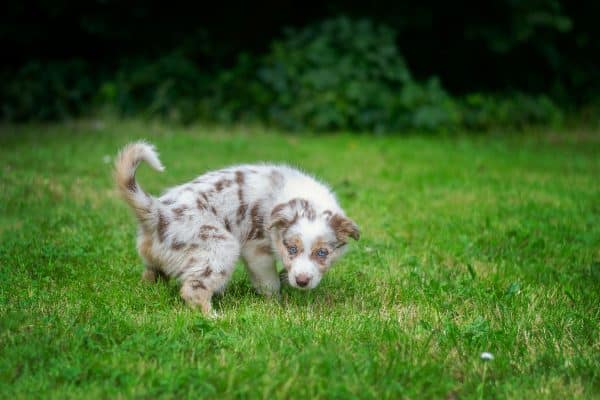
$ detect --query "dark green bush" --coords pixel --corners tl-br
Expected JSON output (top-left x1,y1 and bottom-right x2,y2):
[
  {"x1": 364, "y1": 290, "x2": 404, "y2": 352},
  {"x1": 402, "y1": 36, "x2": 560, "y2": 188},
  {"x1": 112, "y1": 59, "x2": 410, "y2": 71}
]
[
  {"x1": 99, "y1": 53, "x2": 210, "y2": 123},
  {"x1": 2, "y1": 60, "x2": 96, "y2": 121},
  {"x1": 246, "y1": 17, "x2": 460, "y2": 132},
  {"x1": 0, "y1": 17, "x2": 568, "y2": 132},
  {"x1": 207, "y1": 53, "x2": 270, "y2": 123},
  {"x1": 460, "y1": 92, "x2": 563, "y2": 130},
  {"x1": 258, "y1": 17, "x2": 414, "y2": 131}
]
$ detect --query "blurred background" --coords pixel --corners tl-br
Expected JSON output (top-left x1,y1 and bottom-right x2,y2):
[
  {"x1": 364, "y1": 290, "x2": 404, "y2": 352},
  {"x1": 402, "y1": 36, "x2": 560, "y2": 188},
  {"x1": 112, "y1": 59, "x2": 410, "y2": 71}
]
[{"x1": 1, "y1": 0, "x2": 599, "y2": 132}]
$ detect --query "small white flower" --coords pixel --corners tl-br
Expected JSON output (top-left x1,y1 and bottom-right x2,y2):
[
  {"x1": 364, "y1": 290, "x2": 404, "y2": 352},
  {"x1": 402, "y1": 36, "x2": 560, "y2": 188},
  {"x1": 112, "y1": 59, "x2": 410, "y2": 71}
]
[
  {"x1": 364, "y1": 246, "x2": 374, "y2": 253},
  {"x1": 480, "y1": 352, "x2": 494, "y2": 361},
  {"x1": 102, "y1": 155, "x2": 111, "y2": 164}
]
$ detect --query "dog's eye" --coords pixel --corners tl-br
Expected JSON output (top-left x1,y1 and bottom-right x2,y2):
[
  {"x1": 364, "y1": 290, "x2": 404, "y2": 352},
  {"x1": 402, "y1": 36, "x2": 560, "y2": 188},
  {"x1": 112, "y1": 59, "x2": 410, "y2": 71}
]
[
  {"x1": 316, "y1": 248, "x2": 328, "y2": 258},
  {"x1": 287, "y1": 246, "x2": 298, "y2": 255}
]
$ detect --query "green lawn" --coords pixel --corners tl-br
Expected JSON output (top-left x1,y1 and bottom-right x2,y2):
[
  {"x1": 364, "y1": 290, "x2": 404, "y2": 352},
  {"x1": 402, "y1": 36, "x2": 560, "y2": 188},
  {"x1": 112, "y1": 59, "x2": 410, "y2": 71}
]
[{"x1": 1, "y1": 120, "x2": 599, "y2": 399}]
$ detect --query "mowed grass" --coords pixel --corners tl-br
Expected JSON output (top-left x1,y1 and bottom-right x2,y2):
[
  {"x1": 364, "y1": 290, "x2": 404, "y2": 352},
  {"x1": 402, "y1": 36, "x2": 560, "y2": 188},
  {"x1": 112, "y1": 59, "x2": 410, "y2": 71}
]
[{"x1": 0, "y1": 120, "x2": 599, "y2": 399}]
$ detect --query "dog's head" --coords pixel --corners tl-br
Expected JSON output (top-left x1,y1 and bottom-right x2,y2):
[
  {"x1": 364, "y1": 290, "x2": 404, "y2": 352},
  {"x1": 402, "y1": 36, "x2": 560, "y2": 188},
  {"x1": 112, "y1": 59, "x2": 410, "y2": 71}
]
[{"x1": 268, "y1": 199, "x2": 359, "y2": 289}]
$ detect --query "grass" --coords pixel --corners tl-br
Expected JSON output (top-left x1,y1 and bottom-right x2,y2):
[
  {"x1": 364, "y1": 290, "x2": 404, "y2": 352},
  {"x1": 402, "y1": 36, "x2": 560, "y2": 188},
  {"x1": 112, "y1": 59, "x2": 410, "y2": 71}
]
[{"x1": 0, "y1": 120, "x2": 599, "y2": 399}]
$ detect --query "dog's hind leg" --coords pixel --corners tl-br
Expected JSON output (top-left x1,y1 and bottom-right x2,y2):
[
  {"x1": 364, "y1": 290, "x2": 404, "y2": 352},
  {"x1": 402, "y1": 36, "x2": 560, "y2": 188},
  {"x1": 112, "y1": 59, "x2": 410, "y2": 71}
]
[
  {"x1": 141, "y1": 267, "x2": 168, "y2": 283},
  {"x1": 178, "y1": 232, "x2": 240, "y2": 316},
  {"x1": 141, "y1": 268, "x2": 159, "y2": 282},
  {"x1": 138, "y1": 234, "x2": 165, "y2": 283}
]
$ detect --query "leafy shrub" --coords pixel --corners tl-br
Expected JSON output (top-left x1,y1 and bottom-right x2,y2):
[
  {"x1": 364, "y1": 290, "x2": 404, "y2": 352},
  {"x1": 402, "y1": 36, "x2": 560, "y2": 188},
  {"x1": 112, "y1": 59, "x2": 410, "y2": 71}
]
[
  {"x1": 252, "y1": 17, "x2": 459, "y2": 132},
  {"x1": 210, "y1": 17, "x2": 460, "y2": 132},
  {"x1": 100, "y1": 53, "x2": 209, "y2": 123},
  {"x1": 207, "y1": 53, "x2": 270, "y2": 123},
  {"x1": 2, "y1": 60, "x2": 96, "y2": 121},
  {"x1": 460, "y1": 92, "x2": 563, "y2": 130},
  {"x1": 0, "y1": 17, "x2": 567, "y2": 133},
  {"x1": 258, "y1": 17, "x2": 411, "y2": 131},
  {"x1": 396, "y1": 78, "x2": 461, "y2": 131}
]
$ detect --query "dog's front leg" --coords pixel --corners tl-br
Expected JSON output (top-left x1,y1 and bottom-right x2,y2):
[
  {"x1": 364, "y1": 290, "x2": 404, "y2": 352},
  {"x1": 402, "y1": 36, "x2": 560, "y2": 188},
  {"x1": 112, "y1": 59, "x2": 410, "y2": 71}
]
[
  {"x1": 242, "y1": 245, "x2": 280, "y2": 296},
  {"x1": 180, "y1": 279, "x2": 215, "y2": 316}
]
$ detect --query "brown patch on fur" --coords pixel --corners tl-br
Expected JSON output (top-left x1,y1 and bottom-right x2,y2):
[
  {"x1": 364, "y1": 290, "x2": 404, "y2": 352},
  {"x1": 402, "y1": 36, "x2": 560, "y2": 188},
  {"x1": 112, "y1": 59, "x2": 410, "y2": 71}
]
[
  {"x1": 235, "y1": 171, "x2": 247, "y2": 224},
  {"x1": 198, "y1": 226, "x2": 226, "y2": 240},
  {"x1": 255, "y1": 243, "x2": 272, "y2": 256},
  {"x1": 161, "y1": 199, "x2": 176, "y2": 206},
  {"x1": 196, "y1": 198, "x2": 207, "y2": 211},
  {"x1": 270, "y1": 203, "x2": 286, "y2": 219},
  {"x1": 224, "y1": 218, "x2": 232, "y2": 233},
  {"x1": 188, "y1": 243, "x2": 199, "y2": 250},
  {"x1": 134, "y1": 205, "x2": 153, "y2": 227},
  {"x1": 219, "y1": 270, "x2": 228, "y2": 276},
  {"x1": 237, "y1": 203, "x2": 247, "y2": 224},
  {"x1": 126, "y1": 176, "x2": 137, "y2": 192},
  {"x1": 270, "y1": 198, "x2": 315, "y2": 230},
  {"x1": 322, "y1": 210, "x2": 333, "y2": 218},
  {"x1": 329, "y1": 214, "x2": 360, "y2": 242},
  {"x1": 270, "y1": 203, "x2": 289, "y2": 229},
  {"x1": 198, "y1": 225, "x2": 227, "y2": 241},
  {"x1": 235, "y1": 170, "x2": 245, "y2": 186},
  {"x1": 201, "y1": 266, "x2": 213, "y2": 277},
  {"x1": 139, "y1": 235, "x2": 160, "y2": 267},
  {"x1": 172, "y1": 206, "x2": 188, "y2": 220},
  {"x1": 201, "y1": 192, "x2": 210, "y2": 202},
  {"x1": 247, "y1": 203, "x2": 265, "y2": 240},
  {"x1": 139, "y1": 236, "x2": 152, "y2": 259},
  {"x1": 171, "y1": 240, "x2": 186, "y2": 250},
  {"x1": 157, "y1": 211, "x2": 169, "y2": 242},
  {"x1": 191, "y1": 280, "x2": 207, "y2": 290},
  {"x1": 214, "y1": 179, "x2": 233, "y2": 192},
  {"x1": 269, "y1": 201, "x2": 299, "y2": 231},
  {"x1": 211, "y1": 206, "x2": 219, "y2": 216}
]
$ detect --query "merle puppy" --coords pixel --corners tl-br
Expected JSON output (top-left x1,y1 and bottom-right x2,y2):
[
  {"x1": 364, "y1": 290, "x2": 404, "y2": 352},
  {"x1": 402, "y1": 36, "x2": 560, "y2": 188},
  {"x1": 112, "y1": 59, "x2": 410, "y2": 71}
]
[{"x1": 115, "y1": 141, "x2": 359, "y2": 316}]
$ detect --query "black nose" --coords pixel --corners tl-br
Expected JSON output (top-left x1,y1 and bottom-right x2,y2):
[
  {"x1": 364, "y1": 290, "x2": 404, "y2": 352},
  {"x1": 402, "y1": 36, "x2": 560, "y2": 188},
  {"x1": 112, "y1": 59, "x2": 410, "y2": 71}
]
[{"x1": 295, "y1": 274, "x2": 311, "y2": 287}]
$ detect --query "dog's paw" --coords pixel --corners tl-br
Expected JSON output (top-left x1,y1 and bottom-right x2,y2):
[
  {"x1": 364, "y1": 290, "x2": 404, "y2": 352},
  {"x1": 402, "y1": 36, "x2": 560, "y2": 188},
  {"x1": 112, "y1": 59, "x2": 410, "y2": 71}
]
[{"x1": 141, "y1": 269, "x2": 158, "y2": 283}]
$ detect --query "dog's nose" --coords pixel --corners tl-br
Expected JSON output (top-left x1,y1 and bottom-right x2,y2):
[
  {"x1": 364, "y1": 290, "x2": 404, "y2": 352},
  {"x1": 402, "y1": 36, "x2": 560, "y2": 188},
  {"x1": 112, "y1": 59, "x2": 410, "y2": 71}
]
[{"x1": 295, "y1": 274, "x2": 311, "y2": 287}]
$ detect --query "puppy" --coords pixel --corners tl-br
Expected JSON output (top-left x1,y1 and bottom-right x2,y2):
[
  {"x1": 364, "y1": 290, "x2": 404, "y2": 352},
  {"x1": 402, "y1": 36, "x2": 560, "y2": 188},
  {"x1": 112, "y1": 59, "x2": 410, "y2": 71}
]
[{"x1": 115, "y1": 141, "x2": 359, "y2": 316}]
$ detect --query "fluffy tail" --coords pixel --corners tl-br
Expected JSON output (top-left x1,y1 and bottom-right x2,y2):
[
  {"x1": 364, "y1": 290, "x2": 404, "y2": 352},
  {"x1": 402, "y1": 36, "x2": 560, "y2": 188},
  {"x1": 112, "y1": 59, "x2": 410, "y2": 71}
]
[{"x1": 115, "y1": 141, "x2": 165, "y2": 228}]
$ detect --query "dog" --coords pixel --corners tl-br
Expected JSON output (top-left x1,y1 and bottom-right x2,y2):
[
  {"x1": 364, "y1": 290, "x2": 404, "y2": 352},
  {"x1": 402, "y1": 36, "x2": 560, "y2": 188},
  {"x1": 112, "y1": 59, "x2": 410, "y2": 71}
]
[{"x1": 115, "y1": 141, "x2": 359, "y2": 316}]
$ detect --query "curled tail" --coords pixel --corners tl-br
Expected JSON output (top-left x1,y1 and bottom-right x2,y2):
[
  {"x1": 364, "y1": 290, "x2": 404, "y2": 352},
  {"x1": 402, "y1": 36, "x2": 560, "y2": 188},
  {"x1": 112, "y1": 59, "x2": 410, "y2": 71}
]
[{"x1": 115, "y1": 141, "x2": 165, "y2": 228}]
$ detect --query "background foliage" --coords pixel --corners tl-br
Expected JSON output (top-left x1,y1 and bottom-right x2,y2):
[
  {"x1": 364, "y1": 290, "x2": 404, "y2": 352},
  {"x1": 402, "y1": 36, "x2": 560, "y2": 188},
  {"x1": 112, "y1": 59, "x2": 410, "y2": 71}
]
[{"x1": 1, "y1": 0, "x2": 598, "y2": 131}]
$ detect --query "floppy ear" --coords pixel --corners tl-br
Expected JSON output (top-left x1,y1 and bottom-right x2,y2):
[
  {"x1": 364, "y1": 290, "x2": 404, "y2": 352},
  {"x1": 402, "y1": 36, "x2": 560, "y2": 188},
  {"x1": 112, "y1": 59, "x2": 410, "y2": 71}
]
[
  {"x1": 268, "y1": 202, "x2": 297, "y2": 230},
  {"x1": 329, "y1": 214, "x2": 360, "y2": 242}
]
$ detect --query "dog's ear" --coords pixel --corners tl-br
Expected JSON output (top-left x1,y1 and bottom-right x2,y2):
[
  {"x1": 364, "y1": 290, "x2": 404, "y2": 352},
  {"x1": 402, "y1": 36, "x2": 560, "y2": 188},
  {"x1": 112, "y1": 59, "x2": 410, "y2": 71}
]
[
  {"x1": 329, "y1": 214, "x2": 360, "y2": 242},
  {"x1": 268, "y1": 202, "x2": 297, "y2": 230}
]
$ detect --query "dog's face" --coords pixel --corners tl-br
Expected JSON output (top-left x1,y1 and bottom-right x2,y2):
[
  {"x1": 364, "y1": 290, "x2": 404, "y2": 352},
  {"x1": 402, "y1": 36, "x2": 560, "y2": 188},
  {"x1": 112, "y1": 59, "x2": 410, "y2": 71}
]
[{"x1": 269, "y1": 199, "x2": 359, "y2": 290}]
